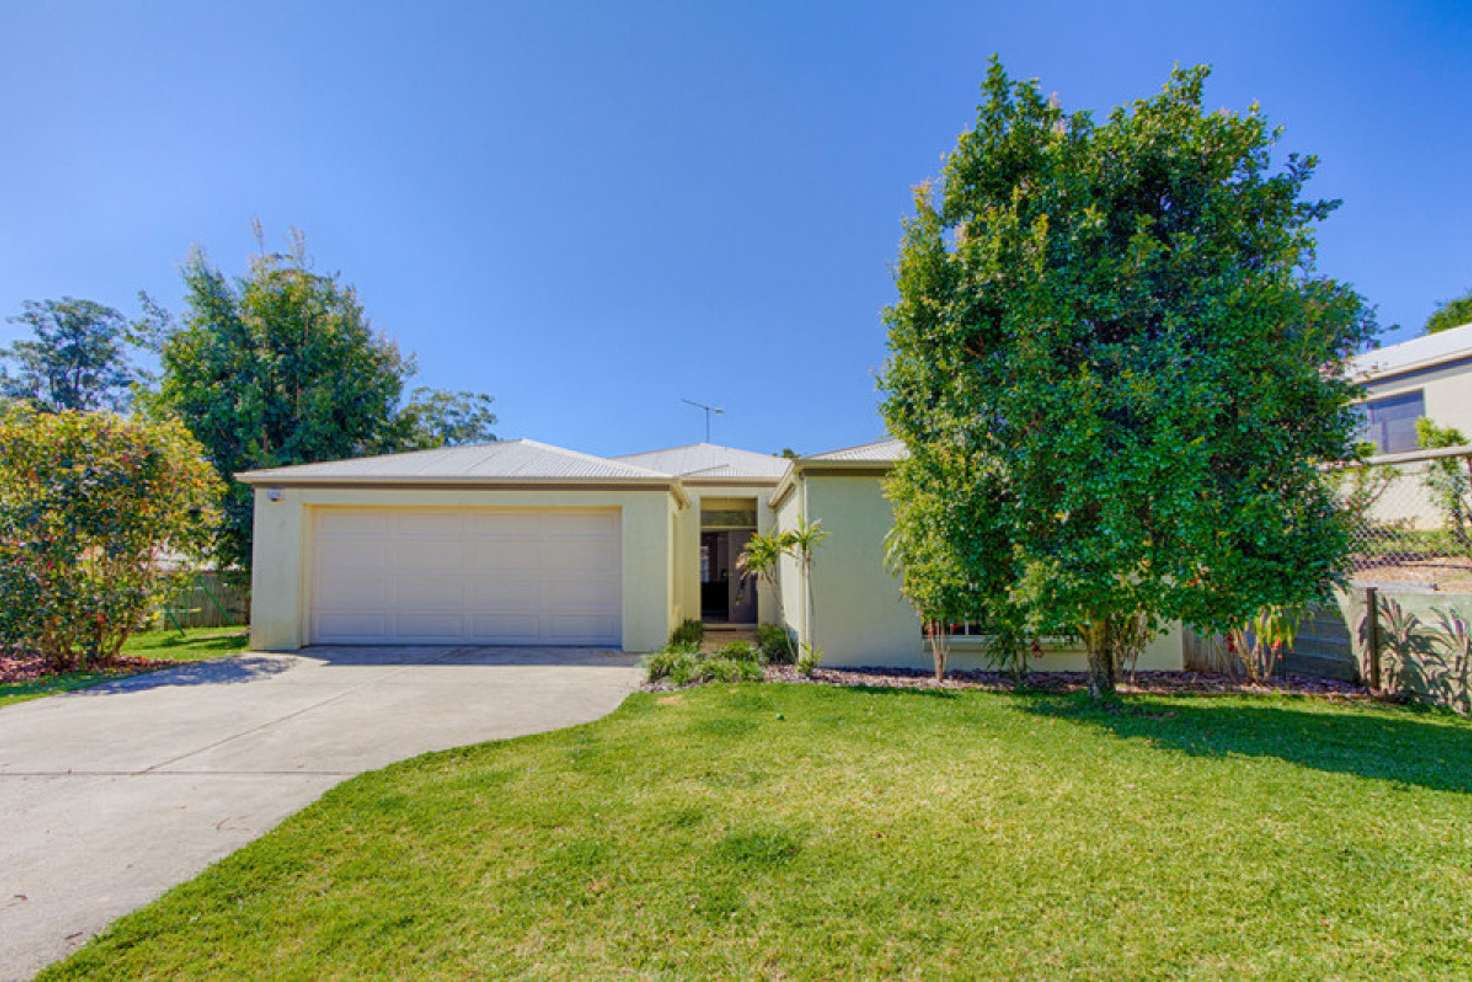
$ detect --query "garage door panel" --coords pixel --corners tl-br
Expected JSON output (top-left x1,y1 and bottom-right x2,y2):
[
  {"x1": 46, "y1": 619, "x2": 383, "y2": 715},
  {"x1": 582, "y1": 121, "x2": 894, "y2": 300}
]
[
  {"x1": 543, "y1": 538, "x2": 619, "y2": 571},
  {"x1": 465, "y1": 538, "x2": 542, "y2": 573},
  {"x1": 315, "y1": 574, "x2": 388, "y2": 608},
  {"x1": 316, "y1": 538, "x2": 386, "y2": 570},
  {"x1": 466, "y1": 575, "x2": 542, "y2": 608},
  {"x1": 396, "y1": 539, "x2": 466, "y2": 572},
  {"x1": 310, "y1": 507, "x2": 622, "y2": 646},
  {"x1": 394, "y1": 574, "x2": 467, "y2": 609},
  {"x1": 316, "y1": 511, "x2": 391, "y2": 539},
  {"x1": 314, "y1": 612, "x2": 390, "y2": 640},
  {"x1": 467, "y1": 613, "x2": 542, "y2": 642},
  {"x1": 395, "y1": 511, "x2": 465, "y2": 538},
  {"x1": 466, "y1": 511, "x2": 545, "y2": 536},
  {"x1": 394, "y1": 612, "x2": 467, "y2": 639},
  {"x1": 545, "y1": 614, "x2": 619, "y2": 644},
  {"x1": 548, "y1": 579, "x2": 621, "y2": 610}
]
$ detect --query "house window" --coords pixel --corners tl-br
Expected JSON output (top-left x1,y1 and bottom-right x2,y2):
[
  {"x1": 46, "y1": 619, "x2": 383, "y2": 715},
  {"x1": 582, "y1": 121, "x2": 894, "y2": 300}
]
[{"x1": 1357, "y1": 390, "x2": 1425, "y2": 454}]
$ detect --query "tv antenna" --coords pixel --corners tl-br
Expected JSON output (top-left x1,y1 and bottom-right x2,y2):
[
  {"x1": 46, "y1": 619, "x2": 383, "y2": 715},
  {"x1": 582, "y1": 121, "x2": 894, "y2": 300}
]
[{"x1": 682, "y1": 398, "x2": 725, "y2": 441}]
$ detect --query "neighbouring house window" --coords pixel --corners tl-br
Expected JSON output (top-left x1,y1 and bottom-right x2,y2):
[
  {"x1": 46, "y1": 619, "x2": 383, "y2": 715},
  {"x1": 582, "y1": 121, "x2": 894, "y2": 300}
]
[{"x1": 1357, "y1": 390, "x2": 1425, "y2": 454}]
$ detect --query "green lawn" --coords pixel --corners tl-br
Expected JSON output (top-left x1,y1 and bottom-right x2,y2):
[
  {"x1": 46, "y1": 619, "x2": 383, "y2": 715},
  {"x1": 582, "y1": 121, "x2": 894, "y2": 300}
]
[
  {"x1": 0, "y1": 627, "x2": 248, "y2": 709},
  {"x1": 45, "y1": 684, "x2": 1472, "y2": 978}
]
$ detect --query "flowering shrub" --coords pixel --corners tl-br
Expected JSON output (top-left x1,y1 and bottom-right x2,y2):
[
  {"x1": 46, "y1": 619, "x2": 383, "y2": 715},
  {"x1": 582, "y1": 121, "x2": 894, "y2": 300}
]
[{"x1": 0, "y1": 406, "x2": 221, "y2": 669}]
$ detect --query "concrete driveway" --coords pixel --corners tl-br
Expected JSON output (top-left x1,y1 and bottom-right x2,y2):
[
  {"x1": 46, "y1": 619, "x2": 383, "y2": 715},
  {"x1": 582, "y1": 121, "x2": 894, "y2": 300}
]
[{"x1": 0, "y1": 646, "x2": 642, "y2": 979}]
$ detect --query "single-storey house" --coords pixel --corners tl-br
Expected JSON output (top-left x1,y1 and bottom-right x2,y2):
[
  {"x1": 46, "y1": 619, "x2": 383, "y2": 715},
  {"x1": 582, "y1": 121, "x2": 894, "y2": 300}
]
[{"x1": 239, "y1": 438, "x2": 1184, "y2": 672}]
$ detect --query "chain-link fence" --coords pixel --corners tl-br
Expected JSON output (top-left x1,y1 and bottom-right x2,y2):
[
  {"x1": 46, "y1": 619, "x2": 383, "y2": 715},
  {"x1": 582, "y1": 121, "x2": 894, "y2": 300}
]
[{"x1": 1335, "y1": 444, "x2": 1472, "y2": 593}]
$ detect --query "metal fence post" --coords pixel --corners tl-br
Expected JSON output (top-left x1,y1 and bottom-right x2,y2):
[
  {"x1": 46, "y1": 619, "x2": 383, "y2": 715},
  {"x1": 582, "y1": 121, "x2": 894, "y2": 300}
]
[{"x1": 1365, "y1": 586, "x2": 1381, "y2": 693}]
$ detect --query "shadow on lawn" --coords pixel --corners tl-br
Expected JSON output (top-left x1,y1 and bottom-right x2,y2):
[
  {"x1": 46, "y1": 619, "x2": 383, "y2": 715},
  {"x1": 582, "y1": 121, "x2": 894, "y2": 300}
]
[{"x1": 1026, "y1": 695, "x2": 1472, "y2": 795}]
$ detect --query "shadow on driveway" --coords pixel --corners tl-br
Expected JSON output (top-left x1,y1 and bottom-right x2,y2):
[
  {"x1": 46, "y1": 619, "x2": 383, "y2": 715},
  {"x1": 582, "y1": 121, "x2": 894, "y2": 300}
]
[{"x1": 74, "y1": 645, "x2": 642, "y2": 697}]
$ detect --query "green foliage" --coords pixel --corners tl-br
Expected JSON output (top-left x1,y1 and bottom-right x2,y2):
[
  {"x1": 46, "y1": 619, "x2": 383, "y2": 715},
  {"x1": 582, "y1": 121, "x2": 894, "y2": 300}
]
[
  {"x1": 644, "y1": 648, "x2": 701, "y2": 684},
  {"x1": 1416, "y1": 418, "x2": 1472, "y2": 551},
  {"x1": 0, "y1": 406, "x2": 221, "y2": 669},
  {"x1": 1, "y1": 298, "x2": 142, "y2": 411},
  {"x1": 399, "y1": 387, "x2": 498, "y2": 448},
  {"x1": 669, "y1": 619, "x2": 705, "y2": 647},
  {"x1": 142, "y1": 235, "x2": 497, "y2": 572},
  {"x1": 645, "y1": 638, "x2": 764, "y2": 685},
  {"x1": 796, "y1": 642, "x2": 822, "y2": 677},
  {"x1": 715, "y1": 640, "x2": 763, "y2": 664},
  {"x1": 1364, "y1": 598, "x2": 1472, "y2": 714},
  {"x1": 737, "y1": 532, "x2": 795, "y2": 661},
  {"x1": 1226, "y1": 606, "x2": 1305, "y2": 683},
  {"x1": 143, "y1": 243, "x2": 412, "y2": 571},
  {"x1": 701, "y1": 656, "x2": 764, "y2": 683},
  {"x1": 755, "y1": 623, "x2": 794, "y2": 664},
  {"x1": 880, "y1": 58, "x2": 1375, "y2": 699},
  {"x1": 1425, "y1": 287, "x2": 1472, "y2": 334}
]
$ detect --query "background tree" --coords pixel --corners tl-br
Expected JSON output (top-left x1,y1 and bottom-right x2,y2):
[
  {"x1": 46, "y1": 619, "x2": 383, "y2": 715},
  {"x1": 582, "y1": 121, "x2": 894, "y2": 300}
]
[
  {"x1": 399, "y1": 387, "x2": 498, "y2": 448},
  {"x1": 1425, "y1": 288, "x2": 1472, "y2": 334},
  {"x1": 1, "y1": 298, "x2": 141, "y2": 411},
  {"x1": 145, "y1": 242, "x2": 416, "y2": 572},
  {"x1": 0, "y1": 405, "x2": 220, "y2": 669},
  {"x1": 880, "y1": 60, "x2": 1375, "y2": 699}
]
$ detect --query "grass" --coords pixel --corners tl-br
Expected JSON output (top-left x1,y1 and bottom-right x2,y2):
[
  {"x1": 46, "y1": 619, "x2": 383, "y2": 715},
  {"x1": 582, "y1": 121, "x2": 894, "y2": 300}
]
[
  {"x1": 45, "y1": 684, "x2": 1472, "y2": 978},
  {"x1": 0, "y1": 626, "x2": 248, "y2": 709}
]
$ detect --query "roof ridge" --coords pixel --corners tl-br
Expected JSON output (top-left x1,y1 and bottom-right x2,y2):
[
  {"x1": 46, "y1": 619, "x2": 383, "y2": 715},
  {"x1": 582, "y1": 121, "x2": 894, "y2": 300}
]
[
  {"x1": 806, "y1": 436, "x2": 898, "y2": 459},
  {"x1": 517, "y1": 438, "x2": 673, "y2": 477}
]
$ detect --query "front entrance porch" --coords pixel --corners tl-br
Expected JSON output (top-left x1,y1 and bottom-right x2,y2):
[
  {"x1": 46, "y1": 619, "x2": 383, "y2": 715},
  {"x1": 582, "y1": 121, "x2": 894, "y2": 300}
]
[{"x1": 698, "y1": 497, "x2": 758, "y2": 625}]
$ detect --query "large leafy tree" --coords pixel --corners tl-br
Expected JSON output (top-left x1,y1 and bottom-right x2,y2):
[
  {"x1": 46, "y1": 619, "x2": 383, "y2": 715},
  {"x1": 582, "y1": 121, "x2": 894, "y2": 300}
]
[
  {"x1": 146, "y1": 243, "x2": 470, "y2": 572},
  {"x1": 1425, "y1": 288, "x2": 1472, "y2": 334},
  {"x1": 880, "y1": 60, "x2": 1375, "y2": 698},
  {"x1": 1, "y1": 298, "x2": 141, "y2": 411}
]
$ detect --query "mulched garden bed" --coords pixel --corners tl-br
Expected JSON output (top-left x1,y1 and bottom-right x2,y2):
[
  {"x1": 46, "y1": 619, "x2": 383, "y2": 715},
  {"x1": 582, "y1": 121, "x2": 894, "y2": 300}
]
[
  {"x1": 762, "y1": 664, "x2": 1369, "y2": 699},
  {"x1": 0, "y1": 650, "x2": 174, "y2": 685}
]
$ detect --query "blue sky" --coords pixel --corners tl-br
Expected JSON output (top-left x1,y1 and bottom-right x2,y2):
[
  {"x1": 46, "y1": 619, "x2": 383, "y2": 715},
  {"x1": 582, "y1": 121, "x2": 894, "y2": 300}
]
[{"x1": 2, "y1": 1, "x2": 1468, "y2": 458}]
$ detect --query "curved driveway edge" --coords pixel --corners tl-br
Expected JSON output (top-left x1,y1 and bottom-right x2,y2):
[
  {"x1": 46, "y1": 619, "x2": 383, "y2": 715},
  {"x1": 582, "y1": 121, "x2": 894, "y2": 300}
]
[{"x1": 0, "y1": 646, "x2": 642, "y2": 979}]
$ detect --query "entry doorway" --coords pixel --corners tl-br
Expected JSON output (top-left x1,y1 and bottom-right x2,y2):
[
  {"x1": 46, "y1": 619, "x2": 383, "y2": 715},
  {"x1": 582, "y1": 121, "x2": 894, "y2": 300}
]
[{"x1": 699, "y1": 528, "x2": 757, "y2": 624}]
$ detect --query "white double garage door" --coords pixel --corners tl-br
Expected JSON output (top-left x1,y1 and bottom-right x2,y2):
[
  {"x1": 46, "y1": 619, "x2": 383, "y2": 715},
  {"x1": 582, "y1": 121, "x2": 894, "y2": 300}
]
[{"x1": 309, "y1": 507, "x2": 622, "y2": 646}]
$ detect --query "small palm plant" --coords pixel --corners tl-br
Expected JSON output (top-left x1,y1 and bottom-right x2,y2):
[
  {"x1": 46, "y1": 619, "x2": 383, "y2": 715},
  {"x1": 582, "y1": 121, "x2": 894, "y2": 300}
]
[
  {"x1": 782, "y1": 515, "x2": 829, "y2": 674},
  {"x1": 736, "y1": 531, "x2": 793, "y2": 662}
]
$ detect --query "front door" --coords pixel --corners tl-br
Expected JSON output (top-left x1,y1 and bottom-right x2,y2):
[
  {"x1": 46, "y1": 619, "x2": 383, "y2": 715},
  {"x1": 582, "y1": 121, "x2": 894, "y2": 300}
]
[
  {"x1": 726, "y1": 529, "x2": 757, "y2": 623},
  {"x1": 699, "y1": 529, "x2": 758, "y2": 624}
]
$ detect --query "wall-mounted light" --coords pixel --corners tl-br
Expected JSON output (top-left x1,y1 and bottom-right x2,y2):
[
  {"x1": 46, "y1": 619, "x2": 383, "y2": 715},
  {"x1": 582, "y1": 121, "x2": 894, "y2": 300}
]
[{"x1": 267, "y1": 487, "x2": 284, "y2": 502}]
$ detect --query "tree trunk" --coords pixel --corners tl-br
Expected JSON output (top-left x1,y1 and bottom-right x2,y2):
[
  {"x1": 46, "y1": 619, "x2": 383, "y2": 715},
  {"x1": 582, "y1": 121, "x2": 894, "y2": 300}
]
[
  {"x1": 1081, "y1": 616, "x2": 1118, "y2": 700},
  {"x1": 1086, "y1": 642, "x2": 1116, "y2": 699}
]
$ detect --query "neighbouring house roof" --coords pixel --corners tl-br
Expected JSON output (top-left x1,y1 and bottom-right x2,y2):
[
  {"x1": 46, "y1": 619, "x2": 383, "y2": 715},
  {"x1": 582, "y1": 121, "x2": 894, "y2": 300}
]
[
  {"x1": 236, "y1": 438, "x2": 674, "y2": 486},
  {"x1": 612, "y1": 442, "x2": 791, "y2": 482},
  {"x1": 803, "y1": 438, "x2": 909, "y2": 463},
  {"x1": 1348, "y1": 321, "x2": 1472, "y2": 382}
]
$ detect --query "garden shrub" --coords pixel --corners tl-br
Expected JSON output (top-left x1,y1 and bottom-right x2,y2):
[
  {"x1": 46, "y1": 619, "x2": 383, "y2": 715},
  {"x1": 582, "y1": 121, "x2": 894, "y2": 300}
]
[
  {"x1": 700, "y1": 656, "x2": 763, "y2": 684},
  {"x1": 755, "y1": 623, "x2": 793, "y2": 664},
  {"x1": 715, "y1": 640, "x2": 762, "y2": 665},
  {"x1": 669, "y1": 619, "x2": 704, "y2": 647},
  {"x1": 0, "y1": 406, "x2": 221, "y2": 669},
  {"x1": 796, "y1": 642, "x2": 822, "y2": 677},
  {"x1": 644, "y1": 648, "x2": 701, "y2": 685},
  {"x1": 644, "y1": 639, "x2": 765, "y2": 686}
]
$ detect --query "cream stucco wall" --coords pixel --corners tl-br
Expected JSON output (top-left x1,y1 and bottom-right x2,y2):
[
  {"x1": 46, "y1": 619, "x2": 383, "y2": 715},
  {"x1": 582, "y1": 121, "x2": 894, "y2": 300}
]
[
  {"x1": 786, "y1": 472, "x2": 1185, "y2": 672},
  {"x1": 248, "y1": 485, "x2": 678, "y2": 653}
]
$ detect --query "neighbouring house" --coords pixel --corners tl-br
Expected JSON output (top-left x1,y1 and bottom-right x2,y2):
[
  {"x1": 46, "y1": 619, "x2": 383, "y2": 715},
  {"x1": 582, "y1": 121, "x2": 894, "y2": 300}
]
[
  {"x1": 1348, "y1": 320, "x2": 1472, "y2": 454},
  {"x1": 239, "y1": 438, "x2": 1184, "y2": 671}
]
